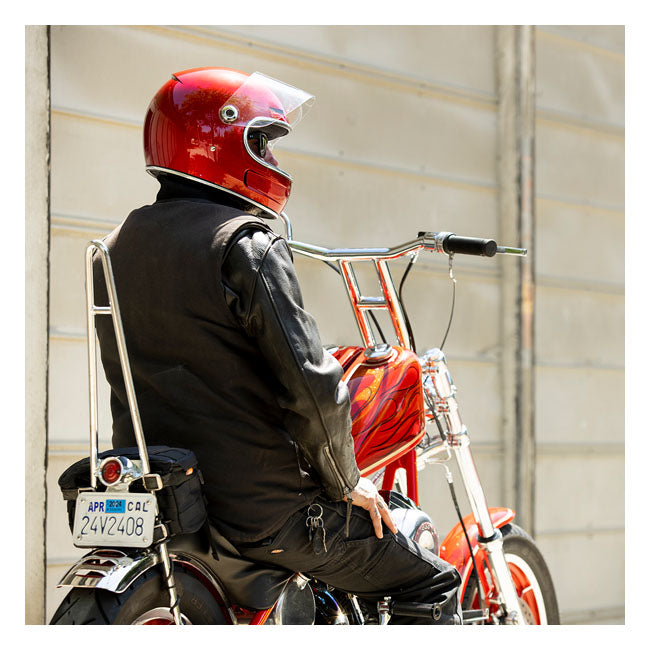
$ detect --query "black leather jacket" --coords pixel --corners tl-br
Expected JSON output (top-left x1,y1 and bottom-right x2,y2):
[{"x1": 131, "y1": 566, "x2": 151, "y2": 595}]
[
  {"x1": 222, "y1": 227, "x2": 361, "y2": 502},
  {"x1": 95, "y1": 176, "x2": 360, "y2": 543}
]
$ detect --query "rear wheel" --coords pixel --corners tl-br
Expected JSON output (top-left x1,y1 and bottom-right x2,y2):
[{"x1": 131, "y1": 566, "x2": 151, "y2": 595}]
[
  {"x1": 462, "y1": 523, "x2": 560, "y2": 625},
  {"x1": 50, "y1": 565, "x2": 227, "y2": 625}
]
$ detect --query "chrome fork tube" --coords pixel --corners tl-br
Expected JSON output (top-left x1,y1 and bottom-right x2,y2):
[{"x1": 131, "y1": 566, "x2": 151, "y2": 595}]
[
  {"x1": 453, "y1": 446, "x2": 495, "y2": 536},
  {"x1": 453, "y1": 445, "x2": 526, "y2": 624}
]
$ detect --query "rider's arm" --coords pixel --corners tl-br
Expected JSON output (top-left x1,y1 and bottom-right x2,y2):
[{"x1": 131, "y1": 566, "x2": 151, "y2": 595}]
[{"x1": 222, "y1": 228, "x2": 361, "y2": 502}]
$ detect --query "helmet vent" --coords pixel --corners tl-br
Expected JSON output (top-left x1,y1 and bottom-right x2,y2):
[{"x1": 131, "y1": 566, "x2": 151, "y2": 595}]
[{"x1": 220, "y1": 104, "x2": 239, "y2": 123}]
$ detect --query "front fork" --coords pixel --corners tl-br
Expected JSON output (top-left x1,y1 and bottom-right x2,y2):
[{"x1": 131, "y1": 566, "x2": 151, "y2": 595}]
[
  {"x1": 452, "y1": 443, "x2": 526, "y2": 624},
  {"x1": 420, "y1": 347, "x2": 526, "y2": 624}
]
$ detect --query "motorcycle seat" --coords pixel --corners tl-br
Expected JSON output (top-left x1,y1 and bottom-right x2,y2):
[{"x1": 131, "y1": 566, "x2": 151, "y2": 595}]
[{"x1": 168, "y1": 523, "x2": 294, "y2": 611}]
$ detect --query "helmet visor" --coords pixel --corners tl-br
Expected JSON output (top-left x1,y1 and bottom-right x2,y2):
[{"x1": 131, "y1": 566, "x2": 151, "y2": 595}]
[{"x1": 220, "y1": 72, "x2": 315, "y2": 129}]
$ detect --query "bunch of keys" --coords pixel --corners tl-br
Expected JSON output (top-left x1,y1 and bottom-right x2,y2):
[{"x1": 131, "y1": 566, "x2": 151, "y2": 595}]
[{"x1": 306, "y1": 503, "x2": 328, "y2": 555}]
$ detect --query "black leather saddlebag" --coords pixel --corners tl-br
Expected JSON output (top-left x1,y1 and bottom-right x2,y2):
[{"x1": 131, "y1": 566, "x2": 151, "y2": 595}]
[{"x1": 58, "y1": 446, "x2": 207, "y2": 537}]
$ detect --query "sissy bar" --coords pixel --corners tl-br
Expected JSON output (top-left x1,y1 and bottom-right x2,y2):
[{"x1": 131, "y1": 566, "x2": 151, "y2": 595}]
[
  {"x1": 84, "y1": 239, "x2": 183, "y2": 625},
  {"x1": 84, "y1": 240, "x2": 151, "y2": 484}
]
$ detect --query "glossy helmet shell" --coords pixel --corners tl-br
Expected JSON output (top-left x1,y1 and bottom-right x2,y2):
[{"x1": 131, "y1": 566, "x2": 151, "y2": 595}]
[{"x1": 144, "y1": 67, "x2": 302, "y2": 218}]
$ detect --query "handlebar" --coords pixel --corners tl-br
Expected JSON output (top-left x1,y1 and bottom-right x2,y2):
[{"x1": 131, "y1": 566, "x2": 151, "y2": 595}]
[
  {"x1": 422, "y1": 232, "x2": 497, "y2": 257},
  {"x1": 287, "y1": 230, "x2": 526, "y2": 263},
  {"x1": 280, "y1": 214, "x2": 527, "y2": 349}
]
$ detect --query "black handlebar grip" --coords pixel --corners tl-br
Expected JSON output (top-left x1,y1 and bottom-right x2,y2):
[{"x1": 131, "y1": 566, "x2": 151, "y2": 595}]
[{"x1": 443, "y1": 235, "x2": 497, "y2": 257}]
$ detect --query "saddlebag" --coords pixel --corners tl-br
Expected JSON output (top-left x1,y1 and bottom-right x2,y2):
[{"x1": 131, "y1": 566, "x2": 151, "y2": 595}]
[{"x1": 58, "y1": 446, "x2": 207, "y2": 538}]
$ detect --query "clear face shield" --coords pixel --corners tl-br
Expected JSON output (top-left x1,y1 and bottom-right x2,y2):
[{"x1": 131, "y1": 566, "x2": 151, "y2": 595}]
[{"x1": 219, "y1": 72, "x2": 315, "y2": 176}]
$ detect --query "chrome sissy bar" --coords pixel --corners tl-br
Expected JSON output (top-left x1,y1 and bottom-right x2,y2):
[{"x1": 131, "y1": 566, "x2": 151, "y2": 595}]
[{"x1": 84, "y1": 239, "x2": 183, "y2": 625}]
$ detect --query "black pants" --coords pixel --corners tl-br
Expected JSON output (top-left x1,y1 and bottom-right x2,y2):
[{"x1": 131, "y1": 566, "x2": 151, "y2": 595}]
[{"x1": 237, "y1": 496, "x2": 462, "y2": 624}]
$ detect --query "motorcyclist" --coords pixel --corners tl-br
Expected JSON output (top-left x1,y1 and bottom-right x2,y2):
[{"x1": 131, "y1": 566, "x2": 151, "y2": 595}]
[{"x1": 94, "y1": 67, "x2": 462, "y2": 624}]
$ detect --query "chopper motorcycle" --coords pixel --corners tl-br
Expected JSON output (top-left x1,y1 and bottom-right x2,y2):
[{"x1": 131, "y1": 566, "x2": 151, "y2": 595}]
[{"x1": 49, "y1": 215, "x2": 559, "y2": 625}]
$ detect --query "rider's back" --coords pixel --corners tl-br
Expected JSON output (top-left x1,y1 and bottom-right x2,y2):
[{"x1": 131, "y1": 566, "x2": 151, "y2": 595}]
[{"x1": 93, "y1": 195, "x2": 320, "y2": 544}]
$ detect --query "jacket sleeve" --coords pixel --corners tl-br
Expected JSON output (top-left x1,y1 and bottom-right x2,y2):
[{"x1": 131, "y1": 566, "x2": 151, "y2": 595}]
[{"x1": 222, "y1": 227, "x2": 361, "y2": 501}]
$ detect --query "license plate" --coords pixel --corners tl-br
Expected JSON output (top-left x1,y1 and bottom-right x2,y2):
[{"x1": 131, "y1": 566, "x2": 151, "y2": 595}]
[{"x1": 72, "y1": 492, "x2": 156, "y2": 548}]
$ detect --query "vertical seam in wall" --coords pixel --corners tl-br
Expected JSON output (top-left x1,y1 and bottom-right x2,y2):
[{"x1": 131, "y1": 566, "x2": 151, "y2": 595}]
[
  {"x1": 529, "y1": 27, "x2": 537, "y2": 539},
  {"x1": 514, "y1": 26, "x2": 537, "y2": 537},
  {"x1": 514, "y1": 24, "x2": 524, "y2": 527},
  {"x1": 496, "y1": 25, "x2": 518, "y2": 511},
  {"x1": 42, "y1": 24, "x2": 51, "y2": 624}
]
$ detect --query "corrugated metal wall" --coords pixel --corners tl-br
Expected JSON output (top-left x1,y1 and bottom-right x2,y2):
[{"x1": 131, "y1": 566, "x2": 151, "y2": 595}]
[{"x1": 41, "y1": 25, "x2": 624, "y2": 624}]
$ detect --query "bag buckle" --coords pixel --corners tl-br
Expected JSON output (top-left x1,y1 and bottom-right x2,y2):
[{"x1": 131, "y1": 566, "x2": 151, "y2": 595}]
[
  {"x1": 142, "y1": 473, "x2": 163, "y2": 491},
  {"x1": 153, "y1": 522, "x2": 169, "y2": 544}
]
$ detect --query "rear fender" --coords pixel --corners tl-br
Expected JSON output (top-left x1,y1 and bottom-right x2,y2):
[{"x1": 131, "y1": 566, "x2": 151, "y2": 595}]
[
  {"x1": 56, "y1": 547, "x2": 228, "y2": 602},
  {"x1": 56, "y1": 546, "x2": 238, "y2": 623},
  {"x1": 56, "y1": 548, "x2": 158, "y2": 593},
  {"x1": 439, "y1": 507, "x2": 515, "y2": 595}
]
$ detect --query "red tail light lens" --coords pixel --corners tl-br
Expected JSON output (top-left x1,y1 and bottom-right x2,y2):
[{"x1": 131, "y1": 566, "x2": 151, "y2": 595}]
[{"x1": 101, "y1": 458, "x2": 122, "y2": 485}]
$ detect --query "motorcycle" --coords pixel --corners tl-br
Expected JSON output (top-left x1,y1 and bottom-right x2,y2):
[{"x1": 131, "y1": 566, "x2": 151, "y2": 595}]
[{"x1": 49, "y1": 214, "x2": 559, "y2": 625}]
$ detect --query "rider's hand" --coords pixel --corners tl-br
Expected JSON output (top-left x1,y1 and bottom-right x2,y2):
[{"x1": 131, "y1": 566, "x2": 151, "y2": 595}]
[{"x1": 347, "y1": 477, "x2": 399, "y2": 539}]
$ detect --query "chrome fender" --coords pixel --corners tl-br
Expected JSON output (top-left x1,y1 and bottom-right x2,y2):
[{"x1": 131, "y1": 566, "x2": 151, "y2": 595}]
[
  {"x1": 56, "y1": 548, "x2": 159, "y2": 593},
  {"x1": 57, "y1": 547, "x2": 238, "y2": 623},
  {"x1": 56, "y1": 548, "x2": 227, "y2": 599}
]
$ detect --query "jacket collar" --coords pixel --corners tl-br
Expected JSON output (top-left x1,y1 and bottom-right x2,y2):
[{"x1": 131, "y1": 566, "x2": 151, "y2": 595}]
[{"x1": 155, "y1": 174, "x2": 259, "y2": 217}]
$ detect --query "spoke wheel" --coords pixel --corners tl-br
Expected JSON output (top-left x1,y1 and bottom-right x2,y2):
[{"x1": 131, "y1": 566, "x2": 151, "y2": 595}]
[
  {"x1": 50, "y1": 565, "x2": 226, "y2": 625},
  {"x1": 461, "y1": 523, "x2": 560, "y2": 625},
  {"x1": 505, "y1": 551, "x2": 547, "y2": 624}
]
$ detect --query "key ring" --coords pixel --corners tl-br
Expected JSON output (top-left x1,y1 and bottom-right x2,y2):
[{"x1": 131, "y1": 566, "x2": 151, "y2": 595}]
[{"x1": 307, "y1": 503, "x2": 323, "y2": 520}]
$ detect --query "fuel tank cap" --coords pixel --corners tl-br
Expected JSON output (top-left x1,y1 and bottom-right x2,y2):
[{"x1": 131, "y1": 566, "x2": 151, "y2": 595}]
[{"x1": 363, "y1": 343, "x2": 394, "y2": 363}]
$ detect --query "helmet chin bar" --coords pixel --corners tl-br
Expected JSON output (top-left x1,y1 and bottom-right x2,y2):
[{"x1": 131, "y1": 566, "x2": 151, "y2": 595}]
[
  {"x1": 243, "y1": 117, "x2": 292, "y2": 181},
  {"x1": 146, "y1": 166, "x2": 281, "y2": 220}
]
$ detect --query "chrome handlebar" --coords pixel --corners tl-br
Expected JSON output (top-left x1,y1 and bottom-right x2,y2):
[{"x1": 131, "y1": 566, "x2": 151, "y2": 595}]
[{"x1": 280, "y1": 214, "x2": 527, "y2": 262}]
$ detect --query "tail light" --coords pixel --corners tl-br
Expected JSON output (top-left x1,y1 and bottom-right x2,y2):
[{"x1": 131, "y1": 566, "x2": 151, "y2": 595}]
[{"x1": 99, "y1": 457, "x2": 123, "y2": 486}]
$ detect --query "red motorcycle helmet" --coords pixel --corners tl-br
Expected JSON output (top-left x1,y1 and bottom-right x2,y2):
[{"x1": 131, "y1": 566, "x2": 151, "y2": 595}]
[{"x1": 143, "y1": 67, "x2": 314, "y2": 218}]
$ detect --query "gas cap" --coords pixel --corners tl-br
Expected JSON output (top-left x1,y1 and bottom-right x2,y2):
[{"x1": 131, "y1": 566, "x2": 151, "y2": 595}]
[{"x1": 363, "y1": 343, "x2": 394, "y2": 363}]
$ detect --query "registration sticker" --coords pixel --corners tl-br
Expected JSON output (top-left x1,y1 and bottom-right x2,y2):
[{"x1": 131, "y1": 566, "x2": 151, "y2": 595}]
[
  {"x1": 105, "y1": 499, "x2": 126, "y2": 514},
  {"x1": 72, "y1": 492, "x2": 156, "y2": 548}
]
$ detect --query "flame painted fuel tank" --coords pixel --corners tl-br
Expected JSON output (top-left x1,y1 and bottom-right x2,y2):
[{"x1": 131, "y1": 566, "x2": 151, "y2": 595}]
[{"x1": 331, "y1": 345, "x2": 425, "y2": 475}]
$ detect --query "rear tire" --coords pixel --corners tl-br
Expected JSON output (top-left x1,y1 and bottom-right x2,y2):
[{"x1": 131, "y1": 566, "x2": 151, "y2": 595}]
[
  {"x1": 462, "y1": 523, "x2": 560, "y2": 625},
  {"x1": 50, "y1": 565, "x2": 226, "y2": 625}
]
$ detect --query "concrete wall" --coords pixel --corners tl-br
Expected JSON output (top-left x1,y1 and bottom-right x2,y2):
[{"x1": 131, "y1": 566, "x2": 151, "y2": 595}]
[
  {"x1": 534, "y1": 26, "x2": 624, "y2": 624},
  {"x1": 25, "y1": 25, "x2": 49, "y2": 625},
  {"x1": 28, "y1": 25, "x2": 623, "y2": 624}
]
